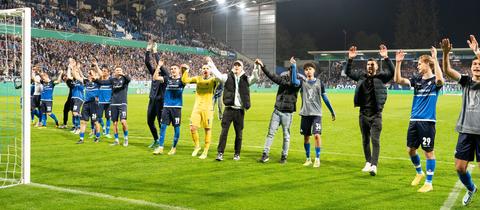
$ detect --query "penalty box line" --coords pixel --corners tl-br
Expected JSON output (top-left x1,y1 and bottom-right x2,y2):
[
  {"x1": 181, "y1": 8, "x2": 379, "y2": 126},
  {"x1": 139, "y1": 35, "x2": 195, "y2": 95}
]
[{"x1": 29, "y1": 182, "x2": 193, "y2": 210}]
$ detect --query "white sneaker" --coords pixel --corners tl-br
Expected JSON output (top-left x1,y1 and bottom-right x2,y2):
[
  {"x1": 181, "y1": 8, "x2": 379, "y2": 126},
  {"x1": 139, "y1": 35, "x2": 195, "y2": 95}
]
[
  {"x1": 110, "y1": 140, "x2": 119, "y2": 146},
  {"x1": 192, "y1": 147, "x2": 201, "y2": 156},
  {"x1": 313, "y1": 158, "x2": 320, "y2": 168},
  {"x1": 463, "y1": 186, "x2": 477, "y2": 206},
  {"x1": 370, "y1": 165, "x2": 377, "y2": 176},
  {"x1": 361, "y1": 162, "x2": 372, "y2": 172},
  {"x1": 303, "y1": 158, "x2": 312, "y2": 166},
  {"x1": 123, "y1": 139, "x2": 128, "y2": 147}
]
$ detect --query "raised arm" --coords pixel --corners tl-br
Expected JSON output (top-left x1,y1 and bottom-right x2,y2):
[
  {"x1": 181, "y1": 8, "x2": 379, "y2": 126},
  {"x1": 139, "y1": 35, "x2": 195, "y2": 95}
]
[
  {"x1": 345, "y1": 46, "x2": 361, "y2": 81},
  {"x1": 248, "y1": 64, "x2": 259, "y2": 86},
  {"x1": 181, "y1": 68, "x2": 197, "y2": 84},
  {"x1": 258, "y1": 59, "x2": 287, "y2": 85},
  {"x1": 467, "y1": 35, "x2": 480, "y2": 60},
  {"x1": 144, "y1": 51, "x2": 155, "y2": 76},
  {"x1": 152, "y1": 63, "x2": 165, "y2": 83},
  {"x1": 430, "y1": 46, "x2": 444, "y2": 86},
  {"x1": 393, "y1": 50, "x2": 411, "y2": 86},
  {"x1": 290, "y1": 57, "x2": 301, "y2": 87},
  {"x1": 206, "y1": 57, "x2": 227, "y2": 83},
  {"x1": 377, "y1": 44, "x2": 395, "y2": 83},
  {"x1": 32, "y1": 70, "x2": 41, "y2": 83},
  {"x1": 54, "y1": 70, "x2": 64, "y2": 84},
  {"x1": 441, "y1": 38, "x2": 461, "y2": 81}
]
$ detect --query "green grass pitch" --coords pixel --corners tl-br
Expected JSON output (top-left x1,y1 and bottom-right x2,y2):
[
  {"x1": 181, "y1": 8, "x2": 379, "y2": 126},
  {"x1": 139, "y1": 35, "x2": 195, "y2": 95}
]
[{"x1": 0, "y1": 92, "x2": 478, "y2": 209}]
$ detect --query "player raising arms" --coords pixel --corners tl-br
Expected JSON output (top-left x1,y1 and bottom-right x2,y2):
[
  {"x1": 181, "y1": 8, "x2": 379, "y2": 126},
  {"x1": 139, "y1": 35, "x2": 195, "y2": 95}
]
[
  {"x1": 96, "y1": 67, "x2": 131, "y2": 146},
  {"x1": 182, "y1": 60, "x2": 220, "y2": 159},
  {"x1": 291, "y1": 59, "x2": 335, "y2": 168},
  {"x1": 34, "y1": 69, "x2": 63, "y2": 128},
  {"x1": 394, "y1": 47, "x2": 444, "y2": 192},
  {"x1": 77, "y1": 62, "x2": 102, "y2": 144},
  {"x1": 258, "y1": 57, "x2": 301, "y2": 164},
  {"x1": 442, "y1": 36, "x2": 480, "y2": 206},
  {"x1": 209, "y1": 58, "x2": 259, "y2": 161},
  {"x1": 145, "y1": 41, "x2": 168, "y2": 148},
  {"x1": 69, "y1": 58, "x2": 85, "y2": 134},
  {"x1": 345, "y1": 44, "x2": 394, "y2": 176},
  {"x1": 153, "y1": 62, "x2": 187, "y2": 155},
  {"x1": 95, "y1": 63, "x2": 113, "y2": 138}
]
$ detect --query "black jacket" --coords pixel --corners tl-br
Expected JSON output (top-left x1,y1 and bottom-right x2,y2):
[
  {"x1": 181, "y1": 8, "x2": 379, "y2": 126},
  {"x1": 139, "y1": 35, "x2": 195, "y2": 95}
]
[
  {"x1": 261, "y1": 66, "x2": 300, "y2": 113},
  {"x1": 345, "y1": 58, "x2": 395, "y2": 111},
  {"x1": 145, "y1": 51, "x2": 168, "y2": 100},
  {"x1": 223, "y1": 71, "x2": 251, "y2": 110}
]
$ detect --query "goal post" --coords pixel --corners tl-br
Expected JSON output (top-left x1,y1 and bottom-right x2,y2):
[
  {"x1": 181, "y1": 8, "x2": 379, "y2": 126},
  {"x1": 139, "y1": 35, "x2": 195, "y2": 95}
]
[{"x1": 0, "y1": 7, "x2": 31, "y2": 188}]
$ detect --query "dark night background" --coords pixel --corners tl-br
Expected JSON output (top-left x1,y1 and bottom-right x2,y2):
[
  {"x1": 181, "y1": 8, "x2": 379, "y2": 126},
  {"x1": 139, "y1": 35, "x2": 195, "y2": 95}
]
[{"x1": 276, "y1": 0, "x2": 480, "y2": 62}]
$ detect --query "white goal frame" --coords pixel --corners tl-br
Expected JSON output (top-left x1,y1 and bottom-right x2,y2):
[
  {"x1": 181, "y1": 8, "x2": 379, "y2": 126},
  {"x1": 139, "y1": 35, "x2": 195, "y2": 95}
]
[{"x1": 0, "y1": 7, "x2": 31, "y2": 186}]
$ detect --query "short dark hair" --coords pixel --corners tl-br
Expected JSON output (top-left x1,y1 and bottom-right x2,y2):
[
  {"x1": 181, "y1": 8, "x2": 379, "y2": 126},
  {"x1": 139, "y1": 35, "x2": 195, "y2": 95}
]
[
  {"x1": 367, "y1": 58, "x2": 378, "y2": 63},
  {"x1": 303, "y1": 62, "x2": 316, "y2": 70}
]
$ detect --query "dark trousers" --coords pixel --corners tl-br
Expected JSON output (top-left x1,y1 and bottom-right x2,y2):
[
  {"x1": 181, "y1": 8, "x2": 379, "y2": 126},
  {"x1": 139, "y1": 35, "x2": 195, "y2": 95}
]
[
  {"x1": 359, "y1": 109, "x2": 382, "y2": 166},
  {"x1": 217, "y1": 107, "x2": 245, "y2": 155},
  {"x1": 63, "y1": 97, "x2": 72, "y2": 125},
  {"x1": 147, "y1": 98, "x2": 163, "y2": 141}
]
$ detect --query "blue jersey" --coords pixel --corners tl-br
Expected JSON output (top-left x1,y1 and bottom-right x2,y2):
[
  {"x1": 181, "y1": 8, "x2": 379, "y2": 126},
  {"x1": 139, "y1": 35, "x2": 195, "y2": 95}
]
[
  {"x1": 164, "y1": 77, "x2": 185, "y2": 108},
  {"x1": 40, "y1": 81, "x2": 55, "y2": 101},
  {"x1": 410, "y1": 76, "x2": 442, "y2": 122},
  {"x1": 71, "y1": 80, "x2": 85, "y2": 101},
  {"x1": 98, "y1": 81, "x2": 112, "y2": 104},
  {"x1": 84, "y1": 79, "x2": 99, "y2": 102}
]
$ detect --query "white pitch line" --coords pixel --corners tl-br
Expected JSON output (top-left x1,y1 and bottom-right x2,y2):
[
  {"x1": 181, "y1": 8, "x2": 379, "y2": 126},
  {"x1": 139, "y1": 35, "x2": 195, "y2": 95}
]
[
  {"x1": 29, "y1": 182, "x2": 193, "y2": 210},
  {"x1": 132, "y1": 135, "x2": 455, "y2": 165},
  {"x1": 440, "y1": 164, "x2": 475, "y2": 210}
]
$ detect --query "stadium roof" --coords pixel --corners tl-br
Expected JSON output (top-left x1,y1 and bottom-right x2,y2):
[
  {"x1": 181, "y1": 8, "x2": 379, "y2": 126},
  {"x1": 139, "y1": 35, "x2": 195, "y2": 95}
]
[{"x1": 308, "y1": 48, "x2": 478, "y2": 61}]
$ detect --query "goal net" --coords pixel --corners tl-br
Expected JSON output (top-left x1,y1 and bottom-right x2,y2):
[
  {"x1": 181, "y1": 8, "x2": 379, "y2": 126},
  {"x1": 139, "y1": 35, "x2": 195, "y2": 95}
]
[{"x1": 0, "y1": 8, "x2": 31, "y2": 188}]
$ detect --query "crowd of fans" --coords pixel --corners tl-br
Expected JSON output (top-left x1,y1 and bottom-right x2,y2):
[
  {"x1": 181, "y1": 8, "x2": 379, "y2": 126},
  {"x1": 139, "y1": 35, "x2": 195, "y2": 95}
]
[{"x1": 2, "y1": 0, "x2": 233, "y2": 53}]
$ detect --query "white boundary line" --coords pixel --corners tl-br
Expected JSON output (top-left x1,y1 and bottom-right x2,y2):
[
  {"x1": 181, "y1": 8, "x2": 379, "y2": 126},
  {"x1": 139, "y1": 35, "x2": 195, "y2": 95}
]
[
  {"x1": 440, "y1": 164, "x2": 475, "y2": 210},
  {"x1": 29, "y1": 182, "x2": 193, "y2": 210}
]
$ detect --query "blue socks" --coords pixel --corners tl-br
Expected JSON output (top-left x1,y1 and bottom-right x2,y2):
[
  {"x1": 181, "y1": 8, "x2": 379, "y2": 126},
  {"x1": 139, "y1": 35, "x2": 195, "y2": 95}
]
[
  {"x1": 304, "y1": 143, "x2": 310, "y2": 159},
  {"x1": 49, "y1": 113, "x2": 59, "y2": 126},
  {"x1": 114, "y1": 133, "x2": 119, "y2": 141},
  {"x1": 73, "y1": 116, "x2": 80, "y2": 129},
  {"x1": 41, "y1": 113, "x2": 47, "y2": 126},
  {"x1": 410, "y1": 154, "x2": 423, "y2": 174},
  {"x1": 124, "y1": 130, "x2": 128, "y2": 140},
  {"x1": 173, "y1": 126, "x2": 180, "y2": 148},
  {"x1": 79, "y1": 132, "x2": 84, "y2": 140},
  {"x1": 458, "y1": 171, "x2": 476, "y2": 191},
  {"x1": 159, "y1": 124, "x2": 167, "y2": 147},
  {"x1": 315, "y1": 147, "x2": 321, "y2": 158},
  {"x1": 426, "y1": 159, "x2": 436, "y2": 183},
  {"x1": 106, "y1": 119, "x2": 111, "y2": 134}
]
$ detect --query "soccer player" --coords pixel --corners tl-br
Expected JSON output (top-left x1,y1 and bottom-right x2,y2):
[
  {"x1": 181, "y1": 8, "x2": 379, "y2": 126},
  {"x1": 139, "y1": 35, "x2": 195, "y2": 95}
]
[
  {"x1": 31, "y1": 66, "x2": 42, "y2": 127},
  {"x1": 394, "y1": 47, "x2": 444, "y2": 192},
  {"x1": 69, "y1": 58, "x2": 85, "y2": 134},
  {"x1": 76, "y1": 65, "x2": 102, "y2": 144},
  {"x1": 34, "y1": 69, "x2": 63, "y2": 128},
  {"x1": 209, "y1": 58, "x2": 259, "y2": 161},
  {"x1": 94, "y1": 62, "x2": 113, "y2": 139},
  {"x1": 345, "y1": 44, "x2": 394, "y2": 176},
  {"x1": 259, "y1": 57, "x2": 301, "y2": 164},
  {"x1": 182, "y1": 61, "x2": 220, "y2": 159},
  {"x1": 153, "y1": 63, "x2": 187, "y2": 155},
  {"x1": 291, "y1": 59, "x2": 335, "y2": 168},
  {"x1": 145, "y1": 41, "x2": 168, "y2": 148},
  {"x1": 96, "y1": 67, "x2": 130, "y2": 146},
  {"x1": 442, "y1": 36, "x2": 480, "y2": 206}
]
